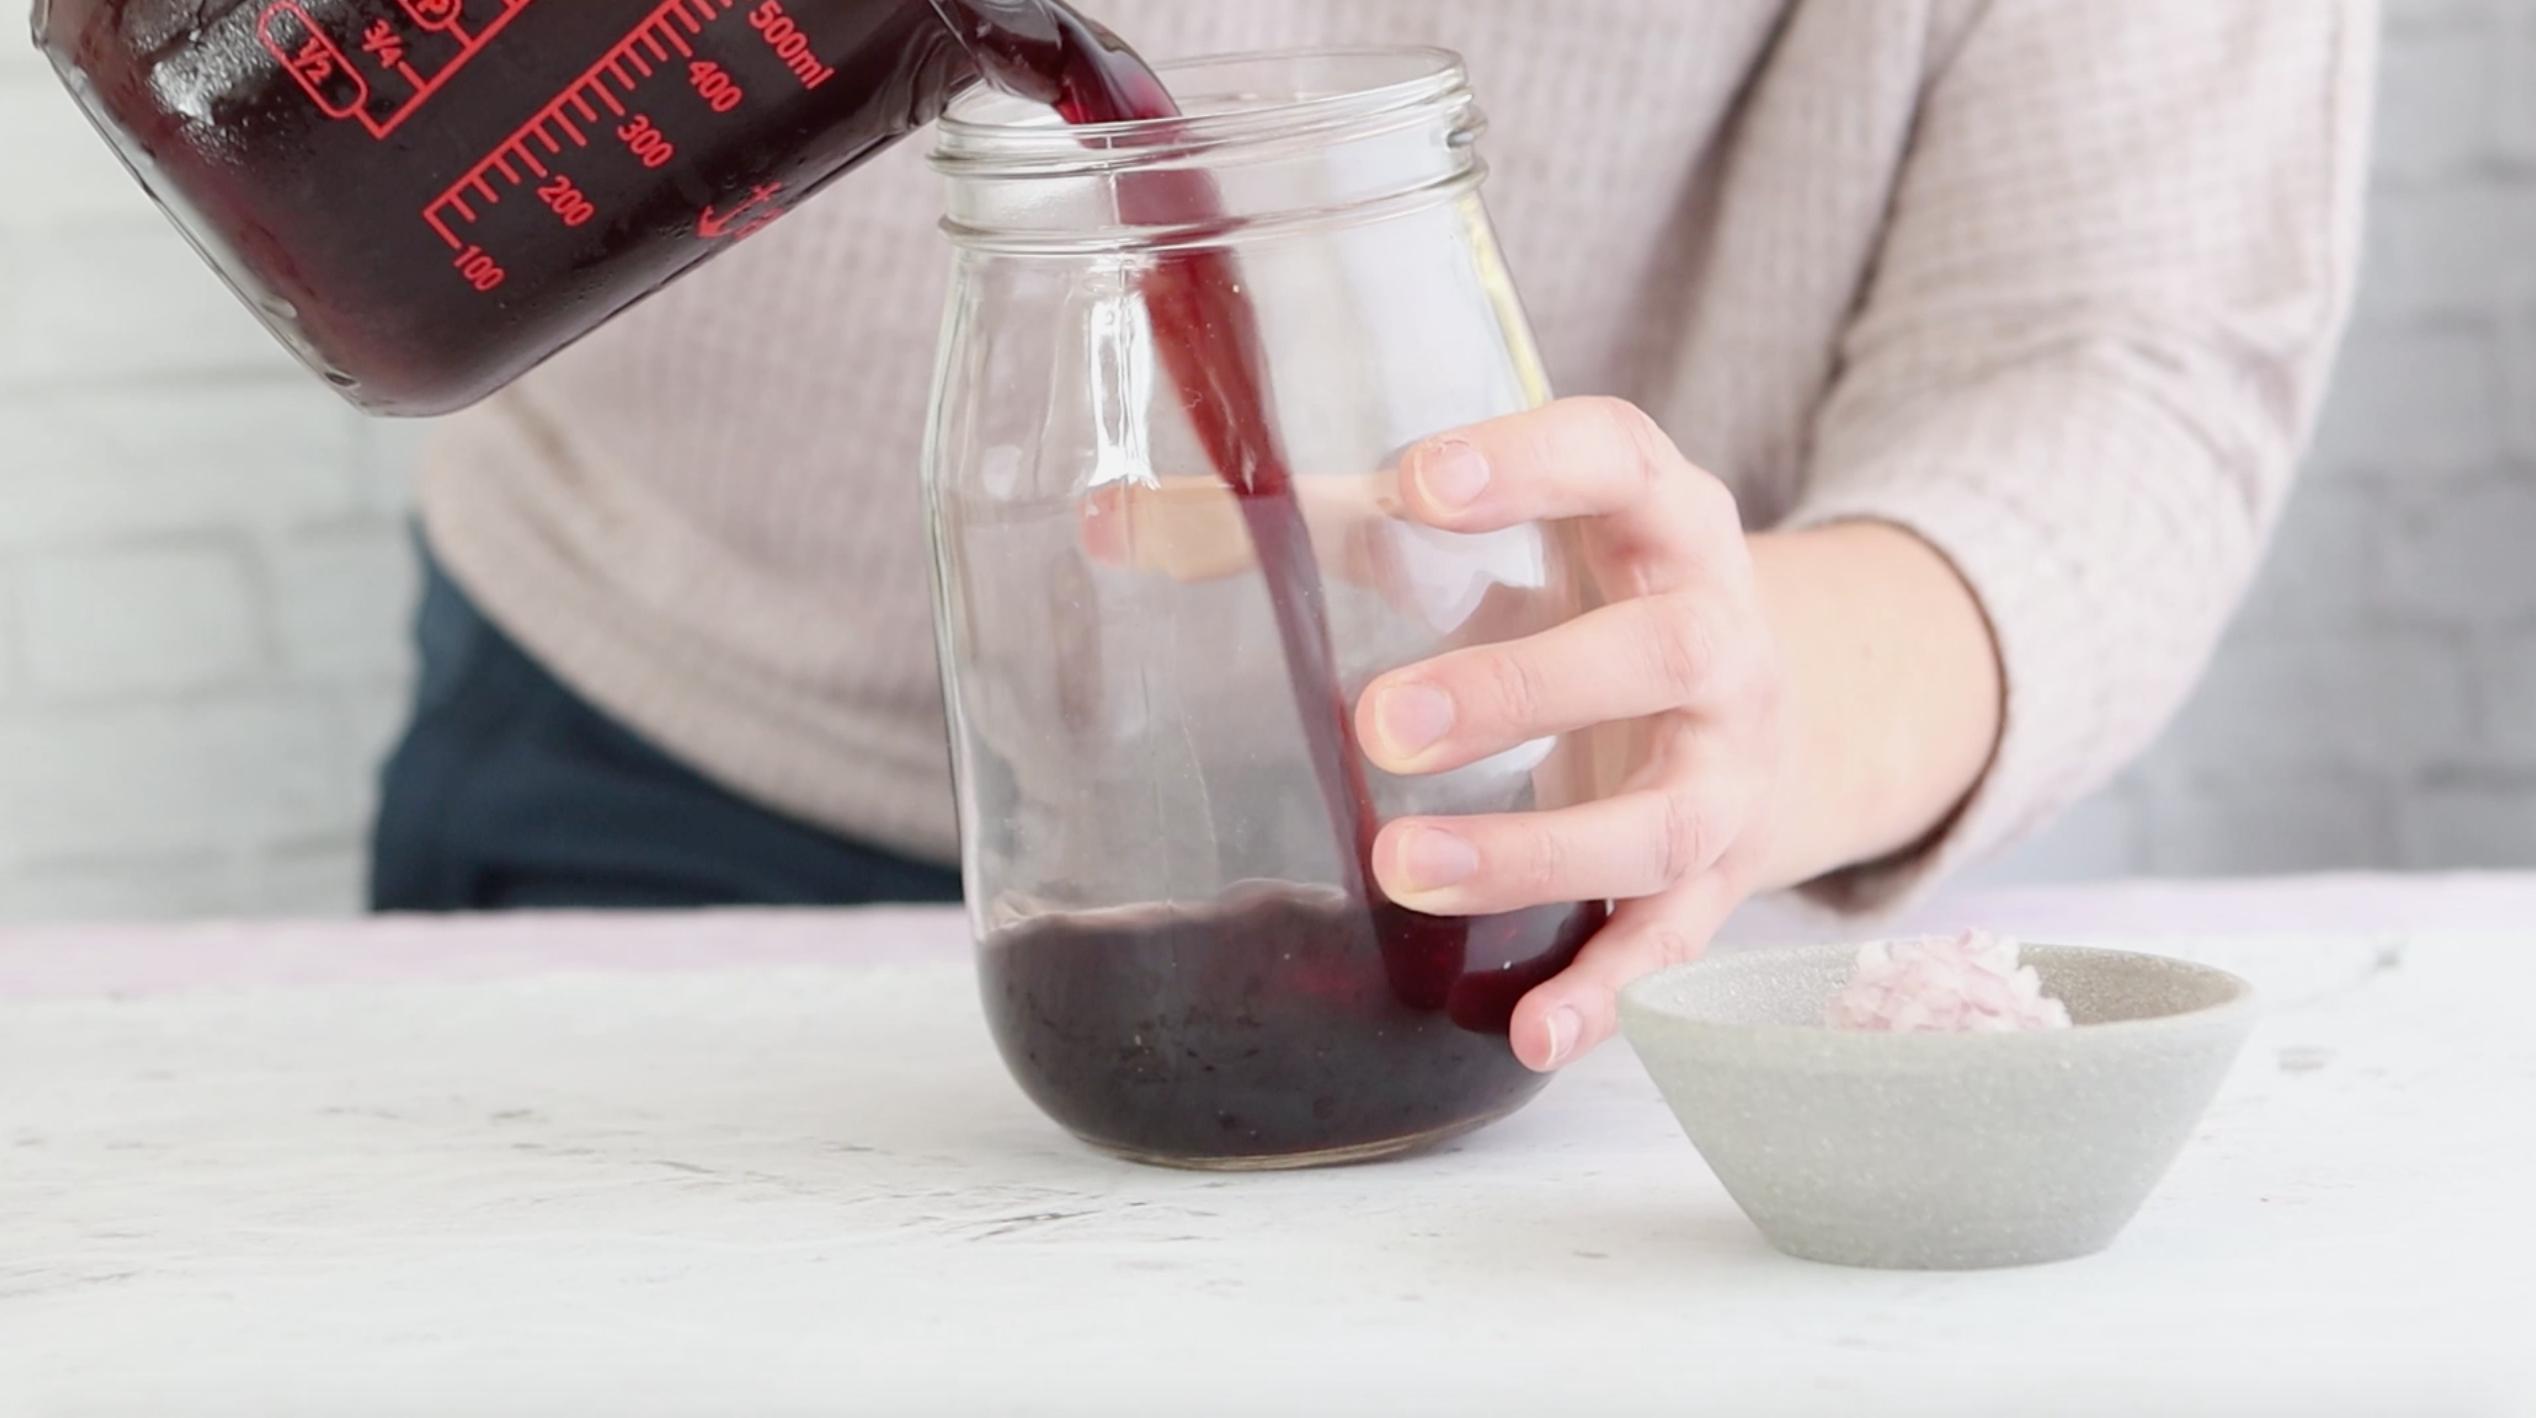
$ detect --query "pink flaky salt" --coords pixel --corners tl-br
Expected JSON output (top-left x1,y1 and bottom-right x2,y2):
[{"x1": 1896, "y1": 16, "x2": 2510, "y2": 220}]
[{"x1": 1825, "y1": 930, "x2": 2073, "y2": 1034}]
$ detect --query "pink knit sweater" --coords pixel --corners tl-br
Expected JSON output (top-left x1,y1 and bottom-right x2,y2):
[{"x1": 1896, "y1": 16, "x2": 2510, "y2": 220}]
[{"x1": 418, "y1": 0, "x2": 2373, "y2": 905}]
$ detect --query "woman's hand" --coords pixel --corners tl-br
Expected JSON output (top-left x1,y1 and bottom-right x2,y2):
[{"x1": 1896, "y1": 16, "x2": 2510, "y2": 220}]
[
  {"x1": 1080, "y1": 395, "x2": 2006, "y2": 1070},
  {"x1": 1356, "y1": 397, "x2": 1788, "y2": 1071},
  {"x1": 1361, "y1": 397, "x2": 2004, "y2": 1073}
]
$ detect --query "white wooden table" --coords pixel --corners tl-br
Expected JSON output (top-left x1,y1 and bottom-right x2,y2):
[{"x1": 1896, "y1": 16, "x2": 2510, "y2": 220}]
[{"x1": 5, "y1": 876, "x2": 2532, "y2": 1416}]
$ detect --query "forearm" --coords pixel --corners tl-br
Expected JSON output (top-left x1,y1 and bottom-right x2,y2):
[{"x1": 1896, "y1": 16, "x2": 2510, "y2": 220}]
[{"x1": 1746, "y1": 520, "x2": 2003, "y2": 893}]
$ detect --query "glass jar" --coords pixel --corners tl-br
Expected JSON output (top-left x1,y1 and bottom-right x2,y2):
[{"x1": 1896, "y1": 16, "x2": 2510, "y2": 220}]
[{"x1": 926, "y1": 47, "x2": 1610, "y2": 1169}]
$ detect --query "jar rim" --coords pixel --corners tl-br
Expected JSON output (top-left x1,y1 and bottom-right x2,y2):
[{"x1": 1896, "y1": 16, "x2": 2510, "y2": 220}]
[{"x1": 934, "y1": 44, "x2": 1469, "y2": 175}]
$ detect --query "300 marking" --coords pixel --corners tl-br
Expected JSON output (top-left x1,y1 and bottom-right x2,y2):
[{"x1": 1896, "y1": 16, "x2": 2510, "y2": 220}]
[{"x1": 617, "y1": 114, "x2": 677, "y2": 168}]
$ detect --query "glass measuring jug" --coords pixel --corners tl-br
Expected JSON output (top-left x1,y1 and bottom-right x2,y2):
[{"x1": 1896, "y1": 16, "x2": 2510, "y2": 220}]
[{"x1": 31, "y1": 0, "x2": 1155, "y2": 413}]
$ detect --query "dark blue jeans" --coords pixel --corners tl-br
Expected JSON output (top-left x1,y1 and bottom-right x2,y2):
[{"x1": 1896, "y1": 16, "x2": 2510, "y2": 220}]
[{"x1": 370, "y1": 550, "x2": 964, "y2": 911}]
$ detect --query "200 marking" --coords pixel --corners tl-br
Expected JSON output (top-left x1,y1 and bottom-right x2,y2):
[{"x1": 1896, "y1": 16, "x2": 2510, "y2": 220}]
[{"x1": 538, "y1": 174, "x2": 597, "y2": 228}]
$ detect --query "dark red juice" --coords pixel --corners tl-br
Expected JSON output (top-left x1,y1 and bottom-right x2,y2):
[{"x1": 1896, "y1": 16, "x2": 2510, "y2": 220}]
[
  {"x1": 957, "y1": 8, "x2": 1608, "y2": 1161},
  {"x1": 983, "y1": 886, "x2": 1604, "y2": 1163}
]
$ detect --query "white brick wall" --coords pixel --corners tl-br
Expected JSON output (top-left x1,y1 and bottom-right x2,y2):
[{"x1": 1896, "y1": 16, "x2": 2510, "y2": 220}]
[
  {"x1": 0, "y1": 26, "x2": 418, "y2": 920},
  {"x1": 3, "y1": 3, "x2": 2533, "y2": 920}
]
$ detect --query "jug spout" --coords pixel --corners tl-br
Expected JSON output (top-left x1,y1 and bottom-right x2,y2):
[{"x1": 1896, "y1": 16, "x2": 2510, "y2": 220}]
[{"x1": 928, "y1": 0, "x2": 1172, "y2": 120}]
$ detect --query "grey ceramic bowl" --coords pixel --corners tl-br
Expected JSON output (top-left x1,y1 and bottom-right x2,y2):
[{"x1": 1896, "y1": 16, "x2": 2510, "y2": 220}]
[{"x1": 1619, "y1": 943, "x2": 2258, "y2": 1270}]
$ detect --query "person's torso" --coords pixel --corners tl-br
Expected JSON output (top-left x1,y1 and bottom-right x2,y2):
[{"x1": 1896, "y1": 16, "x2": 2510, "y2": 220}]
[{"x1": 419, "y1": 0, "x2": 1953, "y2": 853}]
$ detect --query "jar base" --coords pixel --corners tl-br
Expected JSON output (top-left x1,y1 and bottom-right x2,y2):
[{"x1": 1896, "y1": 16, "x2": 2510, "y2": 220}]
[{"x1": 1069, "y1": 1099, "x2": 1525, "y2": 1172}]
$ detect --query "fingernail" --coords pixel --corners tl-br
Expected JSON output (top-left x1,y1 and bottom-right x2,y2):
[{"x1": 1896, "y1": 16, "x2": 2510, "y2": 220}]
[
  {"x1": 1543, "y1": 1007, "x2": 1583, "y2": 1068},
  {"x1": 1396, "y1": 826, "x2": 1480, "y2": 893},
  {"x1": 1415, "y1": 439, "x2": 1489, "y2": 510},
  {"x1": 1373, "y1": 683, "x2": 1456, "y2": 759}
]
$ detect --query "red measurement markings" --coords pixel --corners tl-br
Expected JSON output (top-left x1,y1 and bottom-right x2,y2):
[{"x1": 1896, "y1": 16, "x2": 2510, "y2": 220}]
[
  {"x1": 746, "y1": 1, "x2": 835, "y2": 90},
  {"x1": 260, "y1": 5, "x2": 366, "y2": 119},
  {"x1": 687, "y1": 59, "x2": 744, "y2": 113},
  {"x1": 617, "y1": 115, "x2": 677, "y2": 169},
  {"x1": 696, "y1": 180, "x2": 784, "y2": 241},
  {"x1": 260, "y1": 0, "x2": 536, "y2": 139},
  {"x1": 451, "y1": 241, "x2": 505, "y2": 292},
  {"x1": 422, "y1": 0, "x2": 740, "y2": 253},
  {"x1": 398, "y1": 0, "x2": 467, "y2": 40},
  {"x1": 358, "y1": 19, "x2": 427, "y2": 90},
  {"x1": 537, "y1": 174, "x2": 597, "y2": 227}
]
